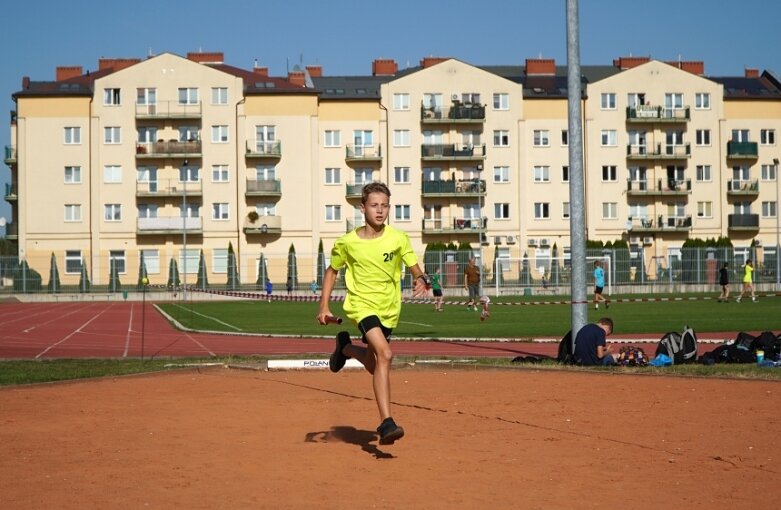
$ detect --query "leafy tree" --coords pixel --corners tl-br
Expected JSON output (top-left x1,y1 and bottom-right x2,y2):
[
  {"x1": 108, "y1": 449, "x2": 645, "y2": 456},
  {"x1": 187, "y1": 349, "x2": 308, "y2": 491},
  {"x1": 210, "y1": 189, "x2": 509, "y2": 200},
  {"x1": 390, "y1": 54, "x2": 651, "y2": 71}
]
[{"x1": 47, "y1": 252, "x2": 61, "y2": 293}]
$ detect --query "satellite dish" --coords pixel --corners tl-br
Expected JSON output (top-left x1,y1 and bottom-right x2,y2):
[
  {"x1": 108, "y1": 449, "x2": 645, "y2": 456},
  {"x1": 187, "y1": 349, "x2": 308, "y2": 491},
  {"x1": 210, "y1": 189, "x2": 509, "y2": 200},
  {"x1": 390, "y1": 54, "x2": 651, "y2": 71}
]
[{"x1": 0, "y1": 217, "x2": 6, "y2": 227}]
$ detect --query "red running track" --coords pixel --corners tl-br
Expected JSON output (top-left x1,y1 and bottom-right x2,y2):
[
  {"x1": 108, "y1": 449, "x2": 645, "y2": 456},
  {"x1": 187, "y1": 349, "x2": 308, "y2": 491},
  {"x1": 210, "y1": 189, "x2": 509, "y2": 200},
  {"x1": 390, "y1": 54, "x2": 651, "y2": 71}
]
[{"x1": 0, "y1": 302, "x2": 737, "y2": 360}]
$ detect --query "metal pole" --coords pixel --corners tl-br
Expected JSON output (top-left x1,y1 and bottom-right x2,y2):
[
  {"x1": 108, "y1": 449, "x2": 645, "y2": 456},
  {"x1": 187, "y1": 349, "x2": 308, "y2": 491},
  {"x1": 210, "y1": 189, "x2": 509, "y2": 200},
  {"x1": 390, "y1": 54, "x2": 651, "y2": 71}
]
[
  {"x1": 774, "y1": 158, "x2": 779, "y2": 290},
  {"x1": 182, "y1": 159, "x2": 188, "y2": 301},
  {"x1": 141, "y1": 279, "x2": 147, "y2": 361},
  {"x1": 566, "y1": 0, "x2": 588, "y2": 343}
]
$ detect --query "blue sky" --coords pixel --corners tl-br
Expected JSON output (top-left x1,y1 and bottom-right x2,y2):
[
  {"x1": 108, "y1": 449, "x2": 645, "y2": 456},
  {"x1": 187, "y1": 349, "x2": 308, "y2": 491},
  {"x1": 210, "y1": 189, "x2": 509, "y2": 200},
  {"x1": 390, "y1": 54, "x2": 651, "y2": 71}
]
[{"x1": 2, "y1": 0, "x2": 780, "y2": 226}]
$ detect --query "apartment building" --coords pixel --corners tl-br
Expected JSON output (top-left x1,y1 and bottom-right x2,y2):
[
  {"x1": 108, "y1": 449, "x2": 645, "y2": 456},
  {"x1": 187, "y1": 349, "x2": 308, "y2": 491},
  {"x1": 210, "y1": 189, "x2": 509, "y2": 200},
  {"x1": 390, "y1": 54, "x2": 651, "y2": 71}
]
[{"x1": 4, "y1": 51, "x2": 780, "y2": 286}]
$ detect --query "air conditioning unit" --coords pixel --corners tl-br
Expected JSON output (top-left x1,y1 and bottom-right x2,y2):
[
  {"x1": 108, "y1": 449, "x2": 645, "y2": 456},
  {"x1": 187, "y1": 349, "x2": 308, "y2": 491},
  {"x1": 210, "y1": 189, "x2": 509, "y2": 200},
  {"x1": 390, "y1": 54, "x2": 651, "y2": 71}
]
[
  {"x1": 528, "y1": 239, "x2": 538, "y2": 247},
  {"x1": 643, "y1": 236, "x2": 654, "y2": 245},
  {"x1": 451, "y1": 93, "x2": 459, "y2": 101},
  {"x1": 754, "y1": 239, "x2": 762, "y2": 247},
  {"x1": 506, "y1": 235, "x2": 516, "y2": 244},
  {"x1": 494, "y1": 236, "x2": 503, "y2": 245},
  {"x1": 630, "y1": 236, "x2": 641, "y2": 245},
  {"x1": 540, "y1": 238, "x2": 550, "y2": 246}
]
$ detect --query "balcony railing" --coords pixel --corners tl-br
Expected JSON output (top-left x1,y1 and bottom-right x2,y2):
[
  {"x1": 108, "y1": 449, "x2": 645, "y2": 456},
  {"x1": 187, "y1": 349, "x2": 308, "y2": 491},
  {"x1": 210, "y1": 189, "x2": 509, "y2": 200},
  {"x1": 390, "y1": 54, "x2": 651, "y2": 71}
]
[
  {"x1": 421, "y1": 179, "x2": 485, "y2": 197},
  {"x1": 626, "y1": 143, "x2": 690, "y2": 159},
  {"x1": 243, "y1": 215, "x2": 281, "y2": 234},
  {"x1": 4, "y1": 182, "x2": 17, "y2": 201},
  {"x1": 246, "y1": 141, "x2": 282, "y2": 159},
  {"x1": 728, "y1": 213, "x2": 759, "y2": 230},
  {"x1": 726, "y1": 141, "x2": 758, "y2": 158},
  {"x1": 421, "y1": 144, "x2": 486, "y2": 160},
  {"x1": 246, "y1": 178, "x2": 282, "y2": 196},
  {"x1": 345, "y1": 144, "x2": 382, "y2": 162},
  {"x1": 627, "y1": 215, "x2": 692, "y2": 233},
  {"x1": 421, "y1": 217, "x2": 488, "y2": 234},
  {"x1": 626, "y1": 178, "x2": 691, "y2": 195},
  {"x1": 346, "y1": 181, "x2": 376, "y2": 198},
  {"x1": 136, "y1": 140, "x2": 202, "y2": 158},
  {"x1": 136, "y1": 179, "x2": 202, "y2": 197},
  {"x1": 4, "y1": 145, "x2": 17, "y2": 165},
  {"x1": 420, "y1": 103, "x2": 486, "y2": 123},
  {"x1": 137, "y1": 216, "x2": 202, "y2": 234},
  {"x1": 4, "y1": 221, "x2": 17, "y2": 239},
  {"x1": 726, "y1": 179, "x2": 759, "y2": 196},
  {"x1": 626, "y1": 106, "x2": 690, "y2": 122},
  {"x1": 135, "y1": 101, "x2": 202, "y2": 119}
]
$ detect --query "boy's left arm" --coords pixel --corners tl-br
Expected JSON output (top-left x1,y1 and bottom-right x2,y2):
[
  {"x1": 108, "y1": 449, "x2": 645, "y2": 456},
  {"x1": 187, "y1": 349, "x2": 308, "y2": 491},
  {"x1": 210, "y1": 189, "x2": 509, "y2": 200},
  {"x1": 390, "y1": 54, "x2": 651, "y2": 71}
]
[{"x1": 409, "y1": 264, "x2": 429, "y2": 297}]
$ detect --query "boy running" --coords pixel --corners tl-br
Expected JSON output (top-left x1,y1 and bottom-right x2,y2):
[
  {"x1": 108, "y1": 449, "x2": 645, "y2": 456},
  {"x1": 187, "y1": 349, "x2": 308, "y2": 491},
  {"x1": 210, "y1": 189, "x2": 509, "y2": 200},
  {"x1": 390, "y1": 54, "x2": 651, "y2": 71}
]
[
  {"x1": 736, "y1": 259, "x2": 756, "y2": 303},
  {"x1": 593, "y1": 260, "x2": 609, "y2": 309},
  {"x1": 317, "y1": 182, "x2": 428, "y2": 445}
]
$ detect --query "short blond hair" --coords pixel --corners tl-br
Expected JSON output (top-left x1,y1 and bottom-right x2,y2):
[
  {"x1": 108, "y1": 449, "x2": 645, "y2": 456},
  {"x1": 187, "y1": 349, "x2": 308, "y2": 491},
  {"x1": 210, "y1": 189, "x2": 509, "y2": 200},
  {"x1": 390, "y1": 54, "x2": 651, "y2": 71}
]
[{"x1": 361, "y1": 182, "x2": 391, "y2": 204}]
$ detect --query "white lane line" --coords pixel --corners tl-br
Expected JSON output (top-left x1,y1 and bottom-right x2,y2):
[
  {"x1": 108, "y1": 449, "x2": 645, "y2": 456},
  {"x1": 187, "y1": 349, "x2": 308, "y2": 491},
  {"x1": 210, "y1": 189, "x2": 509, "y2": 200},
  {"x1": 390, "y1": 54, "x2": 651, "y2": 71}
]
[
  {"x1": 35, "y1": 307, "x2": 110, "y2": 359},
  {"x1": 123, "y1": 303, "x2": 135, "y2": 357},
  {"x1": 171, "y1": 303, "x2": 243, "y2": 331},
  {"x1": 399, "y1": 320, "x2": 433, "y2": 328}
]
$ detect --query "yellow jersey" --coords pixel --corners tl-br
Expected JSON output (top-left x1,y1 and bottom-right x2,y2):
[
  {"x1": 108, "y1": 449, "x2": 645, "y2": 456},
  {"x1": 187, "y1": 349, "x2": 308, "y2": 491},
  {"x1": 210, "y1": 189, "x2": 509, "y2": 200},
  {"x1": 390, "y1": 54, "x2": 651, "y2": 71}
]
[
  {"x1": 743, "y1": 264, "x2": 753, "y2": 283},
  {"x1": 330, "y1": 225, "x2": 418, "y2": 328}
]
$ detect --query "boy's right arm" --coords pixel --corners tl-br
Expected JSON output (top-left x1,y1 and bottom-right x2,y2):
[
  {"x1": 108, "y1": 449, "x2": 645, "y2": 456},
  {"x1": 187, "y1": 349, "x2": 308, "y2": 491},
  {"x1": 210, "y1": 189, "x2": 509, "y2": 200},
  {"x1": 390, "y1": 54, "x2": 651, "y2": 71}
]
[{"x1": 316, "y1": 266, "x2": 338, "y2": 325}]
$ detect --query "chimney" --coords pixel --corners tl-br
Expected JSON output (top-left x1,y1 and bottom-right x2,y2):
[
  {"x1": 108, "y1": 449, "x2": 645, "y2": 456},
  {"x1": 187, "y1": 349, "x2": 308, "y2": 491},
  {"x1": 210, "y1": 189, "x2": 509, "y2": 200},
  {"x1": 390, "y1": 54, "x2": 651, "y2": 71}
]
[
  {"x1": 420, "y1": 57, "x2": 448, "y2": 69},
  {"x1": 372, "y1": 59, "x2": 398, "y2": 76},
  {"x1": 288, "y1": 70, "x2": 306, "y2": 87},
  {"x1": 56, "y1": 66, "x2": 83, "y2": 81},
  {"x1": 22, "y1": 76, "x2": 30, "y2": 90},
  {"x1": 98, "y1": 58, "x2": 141, "y2": 71},
  {"x1": 306, "y1": 65, "x2": 323, "y2": 78},
  {"x1": 613, "y1": 56, "x2": 651, "y2": 70},
  {"x1": 745, "y1": 68, "x2": 759, "y2": 78},
  {"x1": 665, "y1": 60, "x2": 705, "y2": 75},
  {"x1": 253, "y1": 66, "x2": 269, "y2": 77},
  {"x1": 525, "y1": 58, "x2": 556, "y2": 76},
  {"x1": 187, "y1": 52, "x2": 224, "y2": 64}
]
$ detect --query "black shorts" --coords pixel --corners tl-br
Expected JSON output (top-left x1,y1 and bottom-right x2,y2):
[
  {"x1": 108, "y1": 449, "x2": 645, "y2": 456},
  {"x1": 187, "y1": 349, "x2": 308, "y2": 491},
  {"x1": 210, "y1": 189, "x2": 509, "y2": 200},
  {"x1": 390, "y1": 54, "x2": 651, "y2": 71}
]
[
  {"x1": 358, "y1": 315, "x2": 393, "y2": 344},
  {"x1": 595, "y1": 286, "x2": 604, "y2": 294},
  {"x1": 433, "y1": 288, "x2": 443, "y2": 297}
]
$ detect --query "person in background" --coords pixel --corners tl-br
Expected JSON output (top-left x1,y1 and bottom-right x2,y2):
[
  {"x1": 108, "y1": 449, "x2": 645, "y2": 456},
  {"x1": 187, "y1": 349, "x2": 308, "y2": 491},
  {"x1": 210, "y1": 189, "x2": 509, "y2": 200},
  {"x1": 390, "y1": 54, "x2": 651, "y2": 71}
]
[
  {"x1": 464, "y1": 257, "x2": 480, "y2": 311},
  {"x1": 736, "y1": 259, "x2": 756, "y2": 303},
  {"x1": 431, "y1": 266, "x2": 444, "y2": 312},
  {"x1": 573, "y1": 317, "x2": 616, "y2": 366},
  {"x1": 310, "y1": 280, "x2": 318, "y2": 294},
  {"x1": 717, "y1": 262, "x2": 730, "y2": 302},
  {"x1": 265, "y1": 279, "x2": 273, "y2": 300},
  {"x1": 593, "y1": 260, "x2": 609, "y2": 310}
]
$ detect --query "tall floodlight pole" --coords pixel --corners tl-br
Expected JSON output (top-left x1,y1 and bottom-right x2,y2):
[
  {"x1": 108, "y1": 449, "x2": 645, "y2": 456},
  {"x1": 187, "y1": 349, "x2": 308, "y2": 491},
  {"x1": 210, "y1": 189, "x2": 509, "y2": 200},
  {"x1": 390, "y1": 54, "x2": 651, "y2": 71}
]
[
  {"x1": 182, "y1": 159, "x2": 189, "y2": 301},
  {"x1": 774, "y1": 158, "x2": 780, "y2": 289},
  {"x1": 566, "y1": 0, "x2": 588, "y2": 344}
]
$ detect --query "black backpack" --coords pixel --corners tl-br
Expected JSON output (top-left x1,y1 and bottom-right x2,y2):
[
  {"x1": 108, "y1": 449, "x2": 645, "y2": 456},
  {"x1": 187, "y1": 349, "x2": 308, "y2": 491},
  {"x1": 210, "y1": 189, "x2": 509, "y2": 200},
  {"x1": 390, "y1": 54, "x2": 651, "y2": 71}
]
[
  {"x1": 752, "y1": 331, "x2": 781, "y2": 360},
  {"x1": 557, "y1": 331, "x2": 575, "y2": 364},
  {"x1": 655, "y1": 326, "x2": 698, "y2": 364}
]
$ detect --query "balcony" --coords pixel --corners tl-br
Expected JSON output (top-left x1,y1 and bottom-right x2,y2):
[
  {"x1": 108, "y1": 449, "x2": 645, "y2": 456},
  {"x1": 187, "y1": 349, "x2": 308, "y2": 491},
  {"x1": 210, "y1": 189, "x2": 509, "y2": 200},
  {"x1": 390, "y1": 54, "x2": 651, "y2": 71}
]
[
  {"x1": 137, "y1": 216, "x2": 202, "y2": 235},
  {"x1": 243, "y1": 215, "x2": 281, "y2": 235},
  {"x1": 421, "y1": 217, "x2": 487, "y2": 235},
  {"x1": 421, "y1": 179, "x2": 485, "y2": 198},
  {"x1": 4, "y1": 182, "x2": 17, "y2": 202},
  {"x1": 246, "y1": 178, "x2": 282, "y2": 197},
  {"x1": 4, "y1": 146, "x2": 16, "y2": 165},
  {"x1": 136, "y1": 179, "x2": 202, "y2": 198},
  {"x1": 346, "y1": 218, "x2": 365, "y2": 232},
  {"x1": 4, "y1": 221, "x2": 17, "y2": 240},
  {"x1": 421, "y1": 144, "x2": 486, "y2": 162},
  {"x1": 728, "y1": 213, "x2": 759, "y2": 230},
  {"x1": 626, "y1": 178, "x2": 691, "y2": 196},
  {"x1": 420, "y1": 103, "x2": 486, "y2": 124},
  {"x1": 626, "y1": 143, "x2": 691, "y2": 160},
  {"x1": 627, "y1": 215, "x2": 692, "y2": 233},
  {"x1": 136, "y1": 140, "x2": 202, "y2": 159},
  {"x1": 726, "y1": 141, "x2": 758, "y2": 159},
  {"x1": 345, "y1": 144, "x2": 382, "y2": 162},
  {"x1": 625, "y1": 106, "x2": 690, "y2": 123},
  {"x1": 345, "y1": 182, "x2": 374, "y2": 199},
  {"x1": 246, "y1": 141, "x2": 282, "y2": 160},
  {"x1": 726, "y1": 179, "x2": 759, "y2": 197},
  {"x1": 134, "y1": 101, "x2": 202, "y2": 119}
]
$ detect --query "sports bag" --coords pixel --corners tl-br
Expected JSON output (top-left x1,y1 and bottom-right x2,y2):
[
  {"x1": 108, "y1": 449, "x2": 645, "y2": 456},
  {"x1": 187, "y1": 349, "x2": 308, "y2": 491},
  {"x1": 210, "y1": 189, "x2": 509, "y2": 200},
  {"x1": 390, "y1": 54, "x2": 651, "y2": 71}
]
[{"x1": 655, "y1": 326, "x2": 698, "y2": 364}]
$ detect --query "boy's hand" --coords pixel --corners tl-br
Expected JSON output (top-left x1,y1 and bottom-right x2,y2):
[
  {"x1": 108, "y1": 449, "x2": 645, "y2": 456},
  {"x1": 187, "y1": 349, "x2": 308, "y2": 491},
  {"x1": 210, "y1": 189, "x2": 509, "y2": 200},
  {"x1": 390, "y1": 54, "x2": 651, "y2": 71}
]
[
  {"x1": 316, "y1": 311, "x2": 333, "y2": 325},
  {"x1": 412, "y1": 275, "x2": 429, "y2": 297}
]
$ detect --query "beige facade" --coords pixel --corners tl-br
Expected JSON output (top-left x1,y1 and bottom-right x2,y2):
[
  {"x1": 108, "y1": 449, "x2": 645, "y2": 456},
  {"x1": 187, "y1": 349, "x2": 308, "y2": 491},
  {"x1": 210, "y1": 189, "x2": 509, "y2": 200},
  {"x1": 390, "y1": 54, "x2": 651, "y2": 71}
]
[{"x1": 4, "y1": 53, "x2": 780, "y2": 286}]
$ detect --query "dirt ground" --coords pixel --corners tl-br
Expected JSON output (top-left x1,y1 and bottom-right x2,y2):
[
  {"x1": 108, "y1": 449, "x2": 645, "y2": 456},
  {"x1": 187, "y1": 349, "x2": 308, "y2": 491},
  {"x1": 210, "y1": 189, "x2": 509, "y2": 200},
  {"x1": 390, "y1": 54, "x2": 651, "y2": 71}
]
[{"x1": 1, "y1": 366, "x2": 779, "y2": 509}]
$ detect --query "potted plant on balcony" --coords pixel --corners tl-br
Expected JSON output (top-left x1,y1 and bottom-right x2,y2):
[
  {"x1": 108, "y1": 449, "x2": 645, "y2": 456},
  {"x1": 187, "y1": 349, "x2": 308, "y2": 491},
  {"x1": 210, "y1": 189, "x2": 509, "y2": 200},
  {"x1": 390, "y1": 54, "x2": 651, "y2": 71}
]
[{"x1": 247, "y1": 210, "x2": 259, "y2": 223}]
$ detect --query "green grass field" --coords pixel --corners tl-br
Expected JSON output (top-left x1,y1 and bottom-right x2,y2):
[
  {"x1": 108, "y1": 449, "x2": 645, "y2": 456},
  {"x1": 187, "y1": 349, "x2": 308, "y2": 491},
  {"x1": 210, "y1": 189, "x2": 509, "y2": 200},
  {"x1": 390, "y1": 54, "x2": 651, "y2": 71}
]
[{"x1": 158, "y1": 293, "x2": 781, "y2": 339}]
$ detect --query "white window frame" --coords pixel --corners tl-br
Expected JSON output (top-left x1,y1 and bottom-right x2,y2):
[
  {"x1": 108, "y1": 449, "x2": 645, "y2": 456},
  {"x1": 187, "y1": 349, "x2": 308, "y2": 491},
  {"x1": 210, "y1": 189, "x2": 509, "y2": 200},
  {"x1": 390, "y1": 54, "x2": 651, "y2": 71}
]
[
  {"x1": 104, "y1": 126, "x2": 121, "y2": 144},
  {"x1": 178, "y1": 87, "x2": 199, "y2": 105},
  {"x1": 64, "y1": 204, "x2": 82, "y2": 222},
  {"x1": 212, "y1": 248, "x2": 229, "y2": 274},
  {"x1": 325, "y1": 205, "x2": 342, "y2": 222},
  {"x1": 104, "y1": 165, "x2": 122, "y2": 183},
  {"x1": 325, "y1": 167, "x2": 341, "y2": 185},
  {"x1": 109, "y1": 250, "x2": 126, "y2": 275},
  {"x1": 141, "y1": 249, "x2": 160, "y2": 274},
  {"x1": 324, "y1": 130, "x2": 341, "y2": 147},
  {"x1": 600, "y1": 130, "x2": 617, "y2": 147},
  {"x1": 64, "y1": 127, "x2": 81, "y2": 145},
  {"x1": 394, "y1": 204, "x2": 411, "y2": 221},
  {"x1": 211, "y1": 87, "x2": 228, "y2": 105},
  {"x1": 602, "y1": 202, "x2": 618, "y2": 220},
  {"x1": 760, "y1": 129, "x2": 776, "y2": 145},
  {"x1": 762, "y1": 201, "x2": 777, "y2": 218},
  {"x1": 600, "y1": 93, "x2": 616, "y2": 110},
  {"x1": 492, "y1": 93, "x2": 509, "y2": 110},
  {"x1": 393, "y1": 129, "x2": 410, "y2": 147},
  {"x1": 695, "y1": 93, "x2": 710, "y2": 110},
  {"x1": 211, "y1": 125, "x2": 229, "y2": 143},
  {"x1": 533, "y1": 130, "x2": 550, "y2": 147},
  {"x1": 562, "y1": 202, "x2": 570, "y2": 219},
  {"x1": 493, "y1": 130, "x2": 509, "y2": 147},
  {"x1": 696, "y1": 165, "x2": 712, "y2": 182},
  {"x1": 394, "y1": 166, "x2": 410, "y2": 184},
  {"x1": 64, "y1": 166, "x2": 81, "y2": 184},
  {"x1": 392, "y1": 93, "x2": 409, "y2": 111},
  {"x1": 104, "y1": 203, "x2": 122, "y2": 221},
  {"x1": 211, "y1": 165, "x2": 229, "y2": 182},
  {"x1": 494, "y1": 203, "x2": 510, "y2": 220},
  {"x1": 534, "y1": 202, "x2": 550, "y2": 219},
  {"x1": 493, "y1": 166, "x2": 509, "y2": 183},
  {"x1": 533, "y1": 166, "x2": 550, "y2": 183},
  {"x1": 602, "y1": 165, "x2": 618, "y2": 182},
  {"x1": 65, "y1": 250, "x2": 82, "y2": 274},
  {"x1": 212, "y1": 203, "x2": 230, "y2": 220},
  {"x1": 695, "y1": 129, "x2": 711, "y2": 146},
  {"x1": 697, "y1": 201, "x2": 713, "y2": 218},
  {"x1": 761, "y1": 164, "x2": 777, "y2": 181},
  {"x1": 103, "y1": 88, "x2": 121, "y2": 106}
]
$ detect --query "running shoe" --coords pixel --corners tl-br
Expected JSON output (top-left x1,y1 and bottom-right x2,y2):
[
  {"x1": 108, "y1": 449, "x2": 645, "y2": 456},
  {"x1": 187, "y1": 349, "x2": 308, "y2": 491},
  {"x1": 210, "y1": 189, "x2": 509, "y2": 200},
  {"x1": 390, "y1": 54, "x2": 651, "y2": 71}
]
[
  {"x1": 377, "y1": 417, "x2": 405, "y2": 445},
  {"x1": 329, "y1": 331, "x2": 351, "y2": 373}
]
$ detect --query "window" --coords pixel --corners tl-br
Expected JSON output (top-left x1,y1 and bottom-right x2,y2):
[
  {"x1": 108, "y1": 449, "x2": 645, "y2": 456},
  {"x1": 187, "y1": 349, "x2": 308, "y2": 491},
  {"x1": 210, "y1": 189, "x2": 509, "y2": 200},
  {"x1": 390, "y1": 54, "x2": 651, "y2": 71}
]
[
  {"x1": 65, "y1": 204, "x2": 81, "y2": 222},
  {"x1": 696, "y1": 165, "x2": 712, "y2": 182},
  {"x1": 602, "y1": 202, "x2": 618, "y2": 219},
  {"x1": 104, "y1": 165, "x2": 122, "y2": 183},
  {"x1": 695, "y1": 93, "x2": 710, "y2": 109},
  {"x1": 732, "y1": 165, "x2": 750, "y2": 182},
  {"x1": 697, "y1": 201, "x2": 713, "y2": 218},
  {"x1": 666, "y1": 130, "x2": 685, "y2": 147},
  {"x1": 561, "y1": 130, "x2": 568, "y2": 146},
  {"x1": 325, "y1": 167, "x2": 341, "y2": 184},
  {"x1": 760, "y1": 129, "x2": 776, "y2": 145},
  {"x1": 256, "y1": 203, "x2": 276, "y2": 216},
  {"x1": 212, "y1": 249, "x2": 228, "y2": 274},
  {"x1": 104, "y1": 204, "x2": 121, "y2": 221},
  {"x1": 733, "y1": 202, "x2": 752, "y2": 215},
  {"x1": 534, "y1": 202, "x2": 550, "y2": 219},
  {"x1": 422, "y1": 167, "x2": 442, "y2": 181},
  {"x1": 665, "y1": 93, "x2": 683, "y2": 110},
  {"x1": 493, "y1": 130, "x2": 509, "y2": 147},
  {"x1": 325, "y1": 205, "x2": 341, "y2": 221},
  {"x1": 492, "y1": 93, "x2": 509, "y2": 110},
  {"x1": 104, "y1": 127, "x2": 121, "y2": 144},
  {"x1": 138, "y1": 204, "x2": 158, "y2": 218},
  {"x1": 136, "y1": 88, "x2": 156, "y2": 107},
  {"x1": 353, "y1": 130, "x2": 374, "y2": 148},
  {"x1": 600, "y1": 93, "x2": 616, "y2": 109},
  {"x1": 178, "y1": 88, "x2": 198, "y2": 105},
  {"x1": 179, "y1": 126, "x2": 199, "y2": 142},
  {"x1": 392, "y1": 93, "x2": 409, "y2": 110},
  {"x1": 212, "y1": 203, "x2": 229, "y2": 220},
  {"x1": 64, "y1": 127, "x2": 81, "y2": 144},
  {"x1": 212, "y1": 165, "x2": 229, "y2": 182},
  {"x1": 761, "y1": 164, "x2": 777, "y2": 181},
  {"x1": 762, "y1": 201, "x2": 777, "y2": 218},
  {"x1": 109, "y1": 250, "x2": 126, "y2": 274},
  {"x1": 394, "y1": 166, "x2": 410, "y2": 184},
  {"x1": 493, "y1": 166, "x2": 509, "y2": 183},
  {"x1": 627, "y1": 93, "x2": 646, "y2": 108},
  {"x1": 533, "y1": 166, "x2": 550, "y2": 182},
  {"x1": 602, "y1": 165, "x2": 617, "y2": 182},
  {"x1": 562, "y1": 166, "x2": 569, "y2": 182},
  {"x1": 494, "y1": 203, "x2": 510, "y2": 220},
  {"x1": 324, "y1": 130, "x2": 341, "y2": 147},
  {"x1": 180, "y1": 163, "x2": 200, "y2": 183},
  {"x1": 393, "y1": 130, "x2": 410, "y2": 147},
  {"x1": 64, "y1": 166, "x2": 81, "y2": 184},
  {"x1": 353, "y1": 168, "x2": 373, "y2": 185},
  {"x1": 141, "y1": 249, "x2": 160, "y2": 274},
  {"x1": 600, "y1": 130, "x2": 617, "y2": 146},
  {"x1": 731, "y1": 129, "x2": 750, "y2": 142},
  {"x1": 211, "y1": 125, "x2": 229, "y2": 143},
  {"x1": 562, "y1": 202, "x2": 570, "y2": 219},
  {"x1": 395, "y1": 204, "x2": 411, "y2": 221},
  {"x1": 65, "y1": 250, "x2": 82, "y2": 274},
  {"x1": 423, "y1": 93, "x2": 442, "y2": 109},
  {"x1": 103, "y1": 88, "x2": 121, "y2": 105},
  {"x1": 696, "y1": 129, "x2": 711, "y2": 146},
  {"x1": 668, "y1": 202, "x2": 687, "y2": 218},
  {"x1": 533, "y1": 130, "x2": 549, "y2": 147},
  {"x1": 628, "y1": 203, "x2": 648, "y2": 220},
  {"x1": 211, "y1": 87, "x2": 228, "y2": 105},
  {"x1": 461, "y1": 92, "x2": 480, "y2": 104}
]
